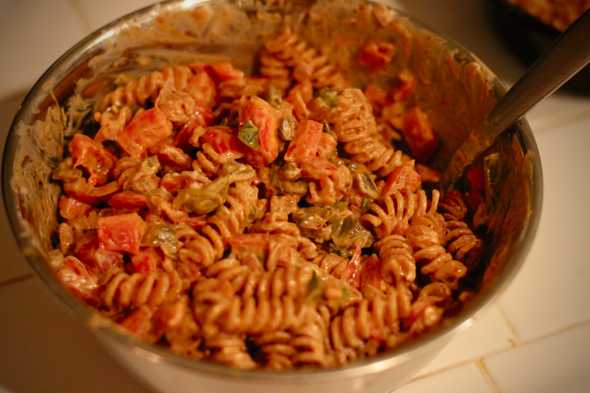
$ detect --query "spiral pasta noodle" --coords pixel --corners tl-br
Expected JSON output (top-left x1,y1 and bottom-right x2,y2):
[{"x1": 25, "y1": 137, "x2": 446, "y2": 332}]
[
  {"x1": 329, "y1": 285, "x2": 412, "y2": 358},
  {"x1": 102, "y1": 270, "x2": 183, "y2": 310},
  {"x1": 260, "y1": 27, "x2": 347, "y2": 90},
  {"x1": 376, "y1": 234, "x2": 416, "y2": 286},
  {"x1": 329, "y1": 88, "x2": 407, "y2": 177},
  {"x1": 407, "y1": 213, "x2": 467, "y2": 287},
  {"x1": 439, "y1": 191, "x2": 481, "y2": 261},
  {"x1": 206, "y1": 333, "x2": 257, "y2": 369},
  {"x1": 99, "y1": 65, "x2": 197, "y2": 111},
  {"x1": 178, "y1": 181, "x2": 259, "y2": 268}
]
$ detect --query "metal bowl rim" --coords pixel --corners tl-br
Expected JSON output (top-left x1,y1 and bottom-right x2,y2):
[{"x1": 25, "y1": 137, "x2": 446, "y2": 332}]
[{"x1": 1, "y1": 0, "x2": 543, "y2": 383}]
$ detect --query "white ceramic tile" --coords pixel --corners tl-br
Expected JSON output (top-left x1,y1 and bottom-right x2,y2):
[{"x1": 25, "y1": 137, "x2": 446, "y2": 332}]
[
  {"x1": 72, "y1": 0, "x2": 156, "y2": 31},
  {"x1": 0, "y1": 90, "x2": 32, "y2": 283},
  {"x1": 398, "y1": 363, "x2": 494, "y2": 393},
  {"x1": 498, "y1": 118, "x2": 590, "y2": 341},
  {"x1": 485, "y1": 322, "x2": 590, "y2": 393},
  {"x1": 527, "y1": 94, "x2": 590, "y2": 133},
  {"x1": 0, "y1": 0, "x2": 88, "y2": 96},
  {"x1": 0, "y1": 209, "x2": 32, "y2": 284},
  {"x1": 0, "y1": 277, "x2": 151, "y2": 393},
  {"x1": 415, "y1": 306, "x2": 517, "y2": 377}
]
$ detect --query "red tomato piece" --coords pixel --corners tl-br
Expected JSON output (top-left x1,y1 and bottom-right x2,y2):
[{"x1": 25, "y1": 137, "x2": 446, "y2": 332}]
[
  {"x1": 382, "y1": 160, "x2": 422, "y2": 196},
  {"x1": 119, "y1": 306, "x2": 153, "y2": 338},
  {"x1": 58, "y1": 196, "x2": 93, "y2": 220},
  {"x1": 402, "y1": 107, "x2": 438, "y2": 162},
  {"x1": 63, "y1": 178, "x2": 120, "y2": 205},
  {"x1": 69, "y1": 134, "x2": 115, "y2": 186},
  {"x1": 156, "y1": 145, "x2": 192, "y2": 171},
  {"x1": 415, "y1": 163, "x2": 441, "y2": 183},
  {"x1": 364, "y1": 84, "x2": 388, "y2": 111},
  {"x1": 186, "y1": 71, "x2": 217, "y2": 108},
  {"x1": 285, "y1": 119, "x2": 323, "y2": 164},
  {"x1": 201, "y1": 126, "x2": 245, "y2": 155},
  {"x1": 359, "y1": 255, "x2": 381, "y2": 291},
  {"x1": 207, "y1": 61, "x2": 245, "y2": 82},
  {"x1": 173, "y1": 105, "x2": 212, "y2": 148},
  {"x1": 229, "y1": 233, "x2": 269, "y2": 254},
  {"x1": 301, "y1": 159, "x2": 338, "y2": 180},
  {"x1": 316, "y1": 132, "x2": 338, "y2": 159},
  {"x1": 55, "y1": 256, "x2": 99, "y2": 304},
  {"x1": 181, "y1": 216, "x2": 208, "y2": 230},
  {"x1": 346, "y1": 244, "x2": 363, "y2": 289},
  {"x1": 117, "y1": 108, "x2": 172, "y2": 159},
  {"x1": 465, "y1": 164, "x2": 485, "y2": 210},
  {"x1": 359, "y1": 41, "x2": 396, "y2": 72},
  {"x1": 160, "y1": 173, "x2": 191, "y2": 195},
  {"x1": 390, "y1": 70, "x2": 416, "y2": 102},
  {"x1": 74, "y1": 235, "x2": 124, "y2": 274},
  {"x1": 239, "y1": 97, "x2": 280, "y2": 167},
  {"x1": 131, "y1": 248, "x2": 161, "y2": 273},
  {"x1": 108, "y1": 191, "x2": 149, "y2": 210},
  {"x1": 98, "y1": 213, "x2": 146, "y2": 254}
]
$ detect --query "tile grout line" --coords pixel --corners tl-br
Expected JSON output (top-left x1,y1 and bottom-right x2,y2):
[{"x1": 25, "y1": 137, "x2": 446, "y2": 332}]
[
  {"x1": 65, "y1": 0, "x2": 93, "y2": 33},
  {"x1": 495, "y1": 304, "x2": 522, "y2": 347},
  {"x1": 475, "y1": 358, "x2": 503, "y2": 393},
  {"x1": 405, "y1": 318, "x2": 590, "y2": 385},
  {"x1": 407, "y1": 344, "x2": 514, "y2": 384},
  {"x1": 515, "y1": 318, "x2": 590, "y2": 348},
  {"x1": 0, "y1": 273, "x2": 34, "y2": 288}
]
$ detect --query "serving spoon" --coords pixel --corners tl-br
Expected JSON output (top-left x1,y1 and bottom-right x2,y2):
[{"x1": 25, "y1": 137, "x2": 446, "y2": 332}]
[{"x1": 442, "y1": 9, "x2": 590, "y2": 188}]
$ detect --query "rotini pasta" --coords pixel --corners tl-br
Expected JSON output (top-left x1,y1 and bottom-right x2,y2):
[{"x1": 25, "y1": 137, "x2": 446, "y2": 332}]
[
  {"x1": 50, "y1": 13, "x2": 485, "y2": 371},
  {"x1": 102, "y1": 270, "x2": 183, "y2": 310}
]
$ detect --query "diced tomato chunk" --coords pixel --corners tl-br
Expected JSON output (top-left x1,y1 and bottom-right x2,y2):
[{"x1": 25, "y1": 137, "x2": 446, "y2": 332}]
[
  {"x1": 98, "y1": 213, "x2": 146, "y2": 254},
  {"x1": 108, "y1": 191, "x2": 149, "y2": 210},
  {"x1": 56, "y1": 256, "x2": 99, "y2": 303},
  {"x1": 359, "y1": 255, "x2": 381, "y2": 290},
  {"x1": 359, "y1": 41, "x2": 396, "y2": 72},
  {"x1": 173, "y1": 105, "x2": 212, "y2": 148},
  {"x1": 131, "y1": 248, "x2": 161, "y2": 273},
  {"x1": 74, "y1": 235, "x2": 124, "y2": 274},
  {"x1": 119, "y1": 306, "x2": 153, "y2": 338},
  {"x1": 156, "y1": 145, "x2": 192, "y2": 171},
  {"x1": 181, "y1": 216, "x2": 208, "y2": 230},
  {"x1": 285, "y1": 119, "x2": 323, "y2": 164},
  {"x1": 346, "y1": 244, "x2": 363, "y2": 289},
  {"x1": 465, "y1": 164, "x2": 485, "y2": 210},
  {"x1": 301, "y1": 159, "x2": 338, "y2": 180},
  {"x1": 415, "y1": 164, "x2": 440, "y2": 183},
  {"x1": 229, "y1": 233, "x2": 269, "y2": 256},
  {"x1": 63, "y1": 178, "x2": 120, "y2": 205},
  {"x1": 161, "y1": 173, "x2": 191, "y2": 195},
  {"x1": 364, "y1": 84, "x2": 388, "y2": 111},
  {"x1": 402, "y1": 107, "x2": 438, "y2": 161},
  {"x1": 186, "y1": 71, "x2": 217, "y2": 107},
  {"x1": 117, "y1": 108, "x2": 172, "y2": 159},
  {"x1": 207, "y1": 61, "x2": 245, "y2": 82},
  {"x1": 382, "y1": 160, "x2": 422, "y2": 196},
  {"x1": 316, "y1": 132, "x2": 337, "y2": 159},
  {"x1": 239, "y1": 96, "x2": 281, "y2": 167},
  {"x1": 59, "y1": 196, "x2": 93, "y2": 220},
  {"x1": 391, "y1": 70, "x2": 416, "y2": 102},
  {"x1": 69, "y1": 134, "x2": 115, "y2": 186},
  {"x1": 201, "y1": 126, "x2": 245, "y2": 155}
]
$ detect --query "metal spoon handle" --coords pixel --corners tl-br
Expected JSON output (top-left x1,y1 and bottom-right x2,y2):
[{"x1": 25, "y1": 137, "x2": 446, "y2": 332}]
[{"x1": 443, "y1": 9, "x2": 590, "y2": 186}]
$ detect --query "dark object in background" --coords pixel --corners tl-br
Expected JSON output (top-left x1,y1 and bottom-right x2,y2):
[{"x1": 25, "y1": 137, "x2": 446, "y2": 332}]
[{"x1": 490, "y1": 0, "x2": 590, "y2": 95}]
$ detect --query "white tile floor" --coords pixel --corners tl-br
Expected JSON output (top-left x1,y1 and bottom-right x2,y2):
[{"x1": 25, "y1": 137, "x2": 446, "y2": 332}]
[{"x1": 1, "y1": 1, "x2": 589, "y2": 392}]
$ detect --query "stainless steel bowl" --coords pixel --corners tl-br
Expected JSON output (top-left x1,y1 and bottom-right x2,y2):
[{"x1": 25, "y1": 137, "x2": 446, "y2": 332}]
[{"x1": 2, "y1": 1, "x2": 542, "y2": 392}]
